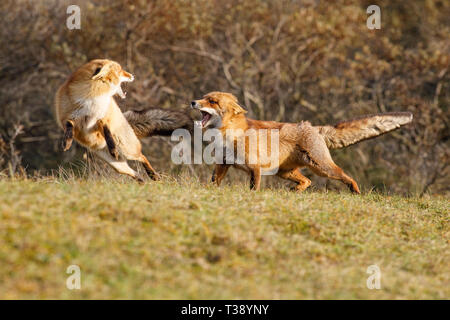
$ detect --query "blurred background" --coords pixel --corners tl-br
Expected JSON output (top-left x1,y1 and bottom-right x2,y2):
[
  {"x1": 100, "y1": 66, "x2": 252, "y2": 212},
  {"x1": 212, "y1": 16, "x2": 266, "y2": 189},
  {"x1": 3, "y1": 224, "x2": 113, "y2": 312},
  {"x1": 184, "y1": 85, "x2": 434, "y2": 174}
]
[{"x1": 0, "y1": 0, "x2": 448, "y2": 194}]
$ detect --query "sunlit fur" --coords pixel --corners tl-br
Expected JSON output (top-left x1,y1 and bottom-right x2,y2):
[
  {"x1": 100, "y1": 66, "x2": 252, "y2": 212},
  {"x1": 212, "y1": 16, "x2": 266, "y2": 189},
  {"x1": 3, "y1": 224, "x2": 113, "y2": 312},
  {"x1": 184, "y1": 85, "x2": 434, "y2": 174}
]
[
  {"x1": 192, "y1": 91, "x2": 412, "y2": 193},
  {"x1": 54, "y1": 59, "x2": 159, "y2": 181}
]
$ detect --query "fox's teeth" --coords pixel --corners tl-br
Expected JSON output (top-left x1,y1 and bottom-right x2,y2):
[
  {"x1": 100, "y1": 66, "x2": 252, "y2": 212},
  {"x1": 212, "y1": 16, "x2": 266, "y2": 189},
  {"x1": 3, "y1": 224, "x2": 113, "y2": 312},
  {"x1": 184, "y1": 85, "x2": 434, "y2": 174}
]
[
  {"x1": 117, "y1": 85, "x2": 126, "y2": 99},
  {"x1": 201, "y1": 111, "x2": 212, "y2": 127}
]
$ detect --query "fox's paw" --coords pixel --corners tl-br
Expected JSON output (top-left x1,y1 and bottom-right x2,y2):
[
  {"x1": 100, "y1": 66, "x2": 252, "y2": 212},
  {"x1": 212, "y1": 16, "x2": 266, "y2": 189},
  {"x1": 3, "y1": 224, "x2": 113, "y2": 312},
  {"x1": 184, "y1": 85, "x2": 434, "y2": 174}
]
[
  {"x1": 143, "y1": 167, "x2": 161, "y2": 181},
  {"x1": 62, "y1": 120, "x2": 74, "y2": 151},
  {"x1": 151, "y1": 172, "x2": 162, "y2": 181},
  {"x1": 62, "y1": 138, "x2": 73, "y2": 152},
  {"x1": 350, "y1": 182, "x2": 361, "y2": 195}
]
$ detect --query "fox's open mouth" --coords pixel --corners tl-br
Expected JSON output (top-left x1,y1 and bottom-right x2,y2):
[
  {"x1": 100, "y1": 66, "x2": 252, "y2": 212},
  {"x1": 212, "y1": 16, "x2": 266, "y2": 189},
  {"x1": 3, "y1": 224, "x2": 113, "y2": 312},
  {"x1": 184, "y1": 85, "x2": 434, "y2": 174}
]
[
  {"x1": 201, "y1": 110, "x2": 212, "y2": 127},
  {"x1": 116, "y1": 83, "x2": 127, "y2": 99},
  {"x1": 116, "y1": 74, "x2": 133, "y2": 99}
]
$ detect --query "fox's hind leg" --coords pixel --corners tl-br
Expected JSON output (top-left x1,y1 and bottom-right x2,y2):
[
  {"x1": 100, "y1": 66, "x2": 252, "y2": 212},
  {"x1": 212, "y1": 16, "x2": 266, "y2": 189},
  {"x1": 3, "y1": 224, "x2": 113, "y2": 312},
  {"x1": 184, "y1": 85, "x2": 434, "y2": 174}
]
[
  {"x1": 121, "y1": 143, "x2": 160, "y2": 181},
  {"x1": 297, "y1": 126, "x2": 360, "y2": 194},
  {"x1": 136, "y1": 154, "x2": 161, "y2": 181},
  {"x1": 62, "y1": 120, "x2": 74, "y2": 151},
  {"x1": 277, "y1": 168, "x2": 311, "y2": 192},
  {"x1": 309, "y1": 164, "x2": 360, "y2": 194},
  {"x1": 304, "y1": 154, "x2": 361, "y2": 194},
  {"x1": 95, "y1": 150, "x2": 144, "y2": 182}
]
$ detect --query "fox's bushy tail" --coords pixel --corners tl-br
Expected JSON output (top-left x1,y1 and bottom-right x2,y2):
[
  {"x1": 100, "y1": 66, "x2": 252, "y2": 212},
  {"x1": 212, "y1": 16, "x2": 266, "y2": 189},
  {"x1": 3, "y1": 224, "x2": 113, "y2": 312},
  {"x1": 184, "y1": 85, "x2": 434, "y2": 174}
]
[
  {"x1": 317, "y1": 112, "x2": 413, "y2": 149},
  {"x1": 124, "y1": 108, "x2": 194, "y2": 138}
]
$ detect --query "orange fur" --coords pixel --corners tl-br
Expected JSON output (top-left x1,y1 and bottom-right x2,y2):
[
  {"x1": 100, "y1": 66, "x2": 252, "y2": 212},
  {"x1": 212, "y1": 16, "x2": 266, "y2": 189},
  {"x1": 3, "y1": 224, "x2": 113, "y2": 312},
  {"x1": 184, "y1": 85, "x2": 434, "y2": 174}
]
[
  {"x1": 192, "y1": 92, "x2": 411, "y2": 193},
  {"x1": 55, "y1": 59, "x2": 160, "y2": 181}
]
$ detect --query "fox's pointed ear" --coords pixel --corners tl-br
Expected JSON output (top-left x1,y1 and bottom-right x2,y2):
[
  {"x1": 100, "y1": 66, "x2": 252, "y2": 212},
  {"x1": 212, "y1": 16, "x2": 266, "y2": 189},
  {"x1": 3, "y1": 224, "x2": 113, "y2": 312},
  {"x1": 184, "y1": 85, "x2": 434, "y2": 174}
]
[
  {"x1": 230, "y1": 100, "x2": 247, "y2": 115},
  {"x1": 91, "y1": 64, "x2": 110, "y2": 80}
]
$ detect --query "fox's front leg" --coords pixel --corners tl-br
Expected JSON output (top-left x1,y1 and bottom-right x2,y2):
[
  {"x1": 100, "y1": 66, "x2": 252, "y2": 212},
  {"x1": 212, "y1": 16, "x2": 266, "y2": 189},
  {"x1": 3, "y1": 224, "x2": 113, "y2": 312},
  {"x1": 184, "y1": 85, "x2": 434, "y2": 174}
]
[
  {"x1": 249, "y1": 167, "x2": 261, "y2": 191},
  {"x1": 97, "y1": 120, "x2": 119, "y2": 160},
  {"x1": 62, "y1": 120, "x2": 74, "y2": 151},
  {"x1": 211, "y1": 164, "x2": 230, "y2": 186}
]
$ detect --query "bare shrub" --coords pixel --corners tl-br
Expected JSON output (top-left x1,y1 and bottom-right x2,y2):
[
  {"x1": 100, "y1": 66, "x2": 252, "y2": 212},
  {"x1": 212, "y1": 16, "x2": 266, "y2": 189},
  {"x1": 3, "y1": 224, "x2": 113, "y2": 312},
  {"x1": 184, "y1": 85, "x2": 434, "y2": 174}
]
[{"x1": 0, "y1": 0, "x2": 448, "y2": 194}]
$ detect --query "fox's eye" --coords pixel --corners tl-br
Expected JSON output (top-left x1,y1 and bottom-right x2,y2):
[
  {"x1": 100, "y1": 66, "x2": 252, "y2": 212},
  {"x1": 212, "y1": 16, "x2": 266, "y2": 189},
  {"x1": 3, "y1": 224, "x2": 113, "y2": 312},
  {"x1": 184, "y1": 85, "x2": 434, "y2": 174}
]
[
  {"x1": 209, "y1": 99, "x2": 216, "y2": 104},
  {"x1": 93, "y1": 67, "x2": 102, "y2": 76}
]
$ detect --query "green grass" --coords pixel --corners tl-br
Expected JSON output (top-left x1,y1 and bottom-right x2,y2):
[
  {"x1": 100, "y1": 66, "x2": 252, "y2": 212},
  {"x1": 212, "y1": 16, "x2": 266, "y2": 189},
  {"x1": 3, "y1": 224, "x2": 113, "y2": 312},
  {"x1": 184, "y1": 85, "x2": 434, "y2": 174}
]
[{"x1": 0, "y1": 178, "x2": 448, "y2": 299}]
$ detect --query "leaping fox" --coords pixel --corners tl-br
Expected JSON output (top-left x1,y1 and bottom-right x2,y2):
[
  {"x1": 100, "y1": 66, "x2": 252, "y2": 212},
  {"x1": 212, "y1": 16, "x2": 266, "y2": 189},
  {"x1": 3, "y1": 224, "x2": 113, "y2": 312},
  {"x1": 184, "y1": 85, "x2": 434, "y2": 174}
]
[{"x1": 55, "y1": 59, "x2": 193, "y2": 181}]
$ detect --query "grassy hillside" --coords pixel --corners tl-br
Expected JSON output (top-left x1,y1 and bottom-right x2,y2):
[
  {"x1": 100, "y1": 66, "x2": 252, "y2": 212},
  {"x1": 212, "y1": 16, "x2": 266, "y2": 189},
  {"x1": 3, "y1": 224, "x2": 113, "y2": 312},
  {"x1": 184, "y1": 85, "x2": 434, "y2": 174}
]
[{"x1": 0, "y1": 178, "x2": 448, "y2": 299}]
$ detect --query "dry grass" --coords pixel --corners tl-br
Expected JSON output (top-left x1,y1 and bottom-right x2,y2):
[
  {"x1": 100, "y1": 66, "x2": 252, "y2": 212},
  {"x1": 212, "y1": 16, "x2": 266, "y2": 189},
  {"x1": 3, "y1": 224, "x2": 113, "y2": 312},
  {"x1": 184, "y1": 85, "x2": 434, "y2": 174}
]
[{"x1": 0, "y1": 177, "x2": 448, "y2": 299}]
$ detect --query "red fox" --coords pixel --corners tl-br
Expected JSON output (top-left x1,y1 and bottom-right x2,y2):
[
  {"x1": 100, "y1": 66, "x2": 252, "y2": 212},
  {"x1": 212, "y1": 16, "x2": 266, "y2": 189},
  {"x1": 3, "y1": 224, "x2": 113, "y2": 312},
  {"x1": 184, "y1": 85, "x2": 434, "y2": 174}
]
[
  {"x1": 191, "y1": 92, "x2": 413, "y2": 193},
  {"x1": 55, "y1": 59, "x2": 193, "y2": 181}
]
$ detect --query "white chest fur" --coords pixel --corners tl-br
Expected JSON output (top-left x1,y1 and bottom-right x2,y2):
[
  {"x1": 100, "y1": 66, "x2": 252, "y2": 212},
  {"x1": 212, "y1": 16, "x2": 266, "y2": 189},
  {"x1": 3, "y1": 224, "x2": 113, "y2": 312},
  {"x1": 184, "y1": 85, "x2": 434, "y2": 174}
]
[{"x1": 72, "y1": 94, "x2": 111, "y2": 129}]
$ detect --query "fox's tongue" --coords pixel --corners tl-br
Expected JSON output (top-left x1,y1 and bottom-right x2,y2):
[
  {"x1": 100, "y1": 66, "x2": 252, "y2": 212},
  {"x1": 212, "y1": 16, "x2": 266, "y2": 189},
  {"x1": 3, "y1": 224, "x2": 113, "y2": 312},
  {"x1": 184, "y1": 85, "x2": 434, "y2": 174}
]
[{"x1": 201, "y1": 112, "x2": 211, "y2": 127}]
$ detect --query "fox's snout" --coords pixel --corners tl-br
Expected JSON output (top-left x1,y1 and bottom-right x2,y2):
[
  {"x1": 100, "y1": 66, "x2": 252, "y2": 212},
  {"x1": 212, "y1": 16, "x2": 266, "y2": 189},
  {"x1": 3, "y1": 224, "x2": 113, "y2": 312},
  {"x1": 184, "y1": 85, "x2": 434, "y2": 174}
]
[
  {"x1": 121, "y1": 70, "x2": 134, "y2": 82},
  {"x1": 190, "y1": 101, "x2": 199, "y2": 109},
  {"x1": 190, "y1": 99, "x2": 211, "y2": 110}
]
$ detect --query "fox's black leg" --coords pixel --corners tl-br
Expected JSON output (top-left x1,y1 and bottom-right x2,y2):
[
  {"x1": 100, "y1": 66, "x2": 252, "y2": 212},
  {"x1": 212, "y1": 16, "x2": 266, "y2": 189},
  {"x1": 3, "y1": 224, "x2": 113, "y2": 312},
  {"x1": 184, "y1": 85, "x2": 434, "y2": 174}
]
[
  {"x1": 212, "y1": 164, "x2": 230, "y2": 186},
  {"x1": 138, "y1": 154, "x2": 161, "y2": 181},
  {"x1": 102, "y1": 124, "x2": 119, "y2": 160},
  {"x1": 62, "y1": 120, "x2": 74, "y2": 151},
  {"x1": 249, "y1": 167, "x2": 261, "y2": 191}
]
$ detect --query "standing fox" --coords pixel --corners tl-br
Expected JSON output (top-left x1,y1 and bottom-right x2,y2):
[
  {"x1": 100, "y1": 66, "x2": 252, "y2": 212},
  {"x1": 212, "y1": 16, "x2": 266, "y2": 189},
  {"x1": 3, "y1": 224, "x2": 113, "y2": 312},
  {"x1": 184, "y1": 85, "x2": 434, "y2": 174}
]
[
  {"x1": 191, "y1": 92, "x2": 413, "y2": 194},
  {"x1": 55, "y1": 59, "x2": 193, "y2": 181}
]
